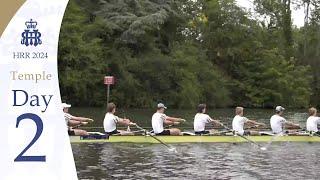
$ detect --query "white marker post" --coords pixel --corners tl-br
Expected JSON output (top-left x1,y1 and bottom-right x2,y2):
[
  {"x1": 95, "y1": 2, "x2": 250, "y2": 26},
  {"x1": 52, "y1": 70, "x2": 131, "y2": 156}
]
[{"x1": 104, "y1": 76, "x2": 115, "y2": 104}]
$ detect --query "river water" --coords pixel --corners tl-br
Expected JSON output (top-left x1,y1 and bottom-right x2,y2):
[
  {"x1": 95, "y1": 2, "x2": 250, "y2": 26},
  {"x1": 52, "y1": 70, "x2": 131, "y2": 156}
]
[{"x1": 70, "y1": 108, "x2": 319, "y2": 179}]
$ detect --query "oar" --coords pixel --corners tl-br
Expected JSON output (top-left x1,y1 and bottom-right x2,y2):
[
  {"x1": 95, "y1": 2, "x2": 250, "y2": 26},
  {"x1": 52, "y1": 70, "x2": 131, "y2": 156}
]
[
  {"x1": 135, "y1": 124, "x2": 177, "y2": 153},
  {"x1": 261, "y1": 124, "x2": 294, "y2": 149},
  {"x1": 261, "y1": 132, "x2": 282, "y2": 150},
  {"x1": 219, "y1": 123, "x2": 266, "y2": 151}
]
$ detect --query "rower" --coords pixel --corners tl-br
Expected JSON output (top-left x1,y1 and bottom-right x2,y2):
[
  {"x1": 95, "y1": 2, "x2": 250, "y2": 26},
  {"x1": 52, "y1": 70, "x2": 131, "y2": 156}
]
[
  {"x1": 103, "y1": 102, "x2": 136, "y2": 135},
  {"x1": 270, "y1": 106, "x2": 300, "y2": 134},
  {"x1": 62, "y1": 103, "x2": 94, "y2": 136},
  {"x1": 306, "y1": 107, "x2": 320, "y2": 135},
  {"x1": 152, "y1": 103, "x2": 185, "y2": 135},
  {"x1": 232, "y1": 107, "x2": 265, "y2": 135},
  {"x1": 194, "y1": 104, "x2": 222, "y2": 135}
]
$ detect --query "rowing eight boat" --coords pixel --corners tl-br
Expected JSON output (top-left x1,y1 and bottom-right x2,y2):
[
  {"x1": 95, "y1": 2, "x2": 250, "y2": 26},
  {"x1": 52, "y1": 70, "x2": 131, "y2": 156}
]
[{"x1": 70, "y1": 134, "x2": 320, "y2": 143}]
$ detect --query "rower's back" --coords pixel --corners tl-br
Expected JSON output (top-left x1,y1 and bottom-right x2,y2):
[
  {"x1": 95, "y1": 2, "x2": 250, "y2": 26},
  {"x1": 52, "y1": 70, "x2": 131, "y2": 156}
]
[
  {"x1": 152, "y1": 112, "x2": 166, "y2": 134},
  {"x1": 270, "y1": 114, "x2": 286, "y2": 134},
  {"x1": 306, "y1": 107, "x2": 320, "y2": 132}
]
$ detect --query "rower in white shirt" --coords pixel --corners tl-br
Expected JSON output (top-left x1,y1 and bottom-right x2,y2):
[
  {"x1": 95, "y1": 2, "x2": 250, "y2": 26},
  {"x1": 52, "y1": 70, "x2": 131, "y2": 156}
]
[
  {"x1": 232, "y1": 107, "x2": 265, "y2": 135},
  {"x1": 152, "y1": 103, "x2": 185, "y2": 135},
  {"x1": 306, "y1": 107, "x2": 320, "y2": 135},
  {"x1": 103, "y1": 102, "x2": 136, "y2": 135},
  {"x1": 270, "y1": 106, "x2": 300, "y2": 134},
  {"x1": 194, "y1": 104, "x2": 222, "y2": 135},
  {"x1": 62, "y1": 103, "x2": 94, "y2": 136}
]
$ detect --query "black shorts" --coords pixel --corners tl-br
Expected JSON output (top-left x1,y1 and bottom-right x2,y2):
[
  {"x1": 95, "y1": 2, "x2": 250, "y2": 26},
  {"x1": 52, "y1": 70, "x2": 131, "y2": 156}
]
[
  {"x1": 155, "y1": 130, "x2": 171, "y2": 136},
  {"x1": 106, "y1": 129, "x2": 120, "y2": 135},
  {"x1": 68, "y1": 130, "x2": 75, "y2": 136},
  {"x1": 195, "y1": 131, "x2": 210, "y2": 135}
]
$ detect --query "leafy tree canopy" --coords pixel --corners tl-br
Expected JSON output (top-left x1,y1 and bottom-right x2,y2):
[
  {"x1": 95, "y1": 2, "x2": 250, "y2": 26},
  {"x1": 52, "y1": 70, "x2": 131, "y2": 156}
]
[{"x1": 58, "y1": 0, "x2": 318, "y2": 108}]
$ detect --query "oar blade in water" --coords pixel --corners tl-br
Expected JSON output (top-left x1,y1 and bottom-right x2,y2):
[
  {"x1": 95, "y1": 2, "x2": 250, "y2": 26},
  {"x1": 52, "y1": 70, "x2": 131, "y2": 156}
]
[{"x1": 260, "y1": 147, "x2": 267, "y2": 151}]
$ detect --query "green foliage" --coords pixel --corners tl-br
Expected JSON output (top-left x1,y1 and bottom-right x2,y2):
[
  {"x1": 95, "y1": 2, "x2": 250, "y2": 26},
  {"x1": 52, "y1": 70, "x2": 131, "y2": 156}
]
[
  {"x1": 296, "y1": 1, "x2": 320, "y2": 107},
  {"x1": 58, "y1": 0, "x2": 317, "y2": 108},
  {"x1": 58, "y1": 1, "x2": 106, "y2": 106},
  {"x1": 200, "y1": 0, "x2": 311, "y2": 108},
  {"x1": 241, "y1": 48, "x2": 311, "y2": 107}
]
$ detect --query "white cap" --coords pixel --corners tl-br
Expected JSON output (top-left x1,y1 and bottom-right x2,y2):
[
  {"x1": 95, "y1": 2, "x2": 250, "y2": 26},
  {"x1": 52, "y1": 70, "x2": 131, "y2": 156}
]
[
  {"x1": 275, "y1": 106, "x2": 285, "y2": 112},
  {"x1": 157, "y1": 103, "x2": 167, "y2": 109},
  {"x1": 62, "y1": 103, "x2": 71, "y2": 108}
]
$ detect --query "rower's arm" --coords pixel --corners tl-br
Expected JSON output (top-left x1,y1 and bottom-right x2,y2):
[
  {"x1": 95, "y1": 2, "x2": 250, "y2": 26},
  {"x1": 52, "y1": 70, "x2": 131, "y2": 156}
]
[
  {"x1": 70, "y1": 116, "x2": 93, "y2": 122},
  {"x1": 118, "y1": 118, "x2": 136, "y2": 126},
  {"x1": 164, "y1": 120, "x2": 174, "y2": 125},
  {"x1": 166, "y1": 116, "x2": 184, "y2": 122},
  {"x1": 210, "y1": 119, "x2": 223, "y2": 126},
  {"x1": 246, "y1": 120, "x2": 265, "y2": 127},
  {"x1": 68, "y1": 120, "x2": 87, "y2": 127},
  {"x1": 285, "y1": 121, "x2": 300, "y2": 129}
]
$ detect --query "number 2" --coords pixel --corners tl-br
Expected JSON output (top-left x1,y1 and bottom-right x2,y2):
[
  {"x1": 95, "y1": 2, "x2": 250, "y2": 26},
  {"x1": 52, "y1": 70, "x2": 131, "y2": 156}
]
[{"x1": 14, "y1": 113, "x2": 46, "y2": 162}]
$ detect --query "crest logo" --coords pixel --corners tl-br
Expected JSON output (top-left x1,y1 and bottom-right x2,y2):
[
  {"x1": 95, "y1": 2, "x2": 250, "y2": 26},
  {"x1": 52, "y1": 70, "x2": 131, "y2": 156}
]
[{"x1": 21, "y1": 19, "x2": 42, "y2": 46}]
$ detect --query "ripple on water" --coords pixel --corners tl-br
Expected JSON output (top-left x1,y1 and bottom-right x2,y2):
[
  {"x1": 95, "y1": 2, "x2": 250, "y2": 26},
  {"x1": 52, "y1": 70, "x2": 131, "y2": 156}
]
[{"x1": 73, "y1": 142, "x2": 320, "y2": 180}]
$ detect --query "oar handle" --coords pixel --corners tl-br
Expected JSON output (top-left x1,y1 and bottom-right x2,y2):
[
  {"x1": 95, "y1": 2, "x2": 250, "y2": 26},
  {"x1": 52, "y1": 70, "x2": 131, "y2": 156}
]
[
  {"x1": 87, "y1": 118, "x2": 94, "y2": 122},
  {"x1": 219, "y1": 123, "x2": 232, "y2": 131},
  {"x1": 180, "y1": 118, "x2": 187, "y2": 122},
  {"x1": 135, "y1": 124, "x2": 144, "y2": 131},
  {"x1": 135, "y1": 124, "x2": 149, "y2": 134}
]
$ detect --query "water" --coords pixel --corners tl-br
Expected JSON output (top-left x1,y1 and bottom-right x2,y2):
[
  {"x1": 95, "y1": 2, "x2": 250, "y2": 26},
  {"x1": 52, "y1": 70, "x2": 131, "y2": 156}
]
[
  {"x1": 70, "y1": 108, "x2": 319, "y2": 179},
  {"x1": 73, "y1": 143, "x2": 320, "y2": 180}
]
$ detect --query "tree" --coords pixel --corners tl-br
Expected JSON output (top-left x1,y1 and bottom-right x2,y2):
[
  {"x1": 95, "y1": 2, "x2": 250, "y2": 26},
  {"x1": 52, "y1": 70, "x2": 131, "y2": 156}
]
[
  {"x1": 201, "y1": 0, "x2": 311, "y2": 107},
  {"x1": 58, "y1": 1, "x2": 107, "y2": 106},
  {"x1": 58, "y1": 0, "x2": 314, "y2": 108},
  {"x1": 254, "y1": 0, "x2": 294, "y2": 59},
  {"x1": 297, "y1": 0, "x2": 320, "y2": 106}
]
